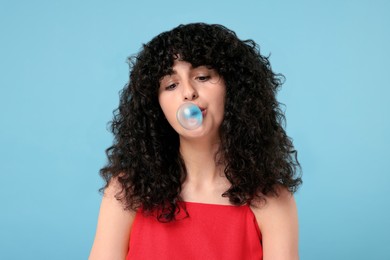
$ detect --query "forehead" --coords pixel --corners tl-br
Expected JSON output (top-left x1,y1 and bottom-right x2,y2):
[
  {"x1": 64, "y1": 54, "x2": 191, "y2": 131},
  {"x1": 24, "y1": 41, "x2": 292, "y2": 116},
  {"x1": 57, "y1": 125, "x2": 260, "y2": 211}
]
[
  {"x1": 160, "y1": 60, "x2": 212, "y2": 79},
  {"x1": 172, "y1": 60, "x2": 211, "y2": 72}
]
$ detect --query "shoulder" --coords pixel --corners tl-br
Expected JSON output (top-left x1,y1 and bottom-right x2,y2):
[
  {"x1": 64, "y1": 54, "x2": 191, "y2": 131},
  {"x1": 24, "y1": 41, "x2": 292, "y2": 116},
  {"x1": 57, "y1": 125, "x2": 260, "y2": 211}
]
[
  {"x1": 250, "y1": 186, "x2": 299, "y2": 260},
  {"x1": 89, "y1": 177, "x2": 136, "y2": 260}
]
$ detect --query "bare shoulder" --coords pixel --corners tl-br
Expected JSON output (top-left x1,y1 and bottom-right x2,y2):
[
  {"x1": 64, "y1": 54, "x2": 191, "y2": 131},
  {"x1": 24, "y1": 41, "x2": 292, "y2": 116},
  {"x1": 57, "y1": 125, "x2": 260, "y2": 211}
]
[
  {"x1": 89, "y1": 177, "x2": 136, "y2": 260},
  {"x1": 250, "y1": 186, "x2": 299, "y2": 260}
]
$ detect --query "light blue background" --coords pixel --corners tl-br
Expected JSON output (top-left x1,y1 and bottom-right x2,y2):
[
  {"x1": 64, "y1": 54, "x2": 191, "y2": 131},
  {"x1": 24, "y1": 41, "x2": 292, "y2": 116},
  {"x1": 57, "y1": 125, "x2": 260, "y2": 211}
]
[{"x1": 0, "y1": 0, "x2": 389, "y2": 259}]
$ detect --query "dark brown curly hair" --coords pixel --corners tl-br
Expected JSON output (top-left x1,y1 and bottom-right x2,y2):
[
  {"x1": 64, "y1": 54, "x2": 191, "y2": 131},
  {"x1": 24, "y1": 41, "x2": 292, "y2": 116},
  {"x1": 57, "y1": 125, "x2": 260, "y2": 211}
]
[{"x1": 100, "y1": 23, "x2": 302, "y2": 222}]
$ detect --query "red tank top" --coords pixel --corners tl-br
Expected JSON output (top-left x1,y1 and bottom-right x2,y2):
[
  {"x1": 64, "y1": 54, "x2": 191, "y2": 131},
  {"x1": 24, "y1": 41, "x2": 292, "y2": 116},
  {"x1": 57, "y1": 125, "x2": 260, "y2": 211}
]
[{"x1": 126, "y1": 201, "x2": 263, "y2": 259}]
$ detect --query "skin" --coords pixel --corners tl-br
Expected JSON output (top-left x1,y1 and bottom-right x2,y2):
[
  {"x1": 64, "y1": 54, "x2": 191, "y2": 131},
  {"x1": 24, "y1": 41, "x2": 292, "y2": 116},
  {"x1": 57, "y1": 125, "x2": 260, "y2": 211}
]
[
  {"x1": 158, "y1": 60, "x2": 230, "y2": 205},
  {"x1": 89, "y1": 178, "x2": 135, "y2": 260},
  {"x1": 158, "y1": 60, "x2": 226, "y2": 143},
  {"x1": 252, "y1": 186, "x2": 299, "y2": 260},
  {"x1": 89, "y1": 60, "x2": 299, "y2": 260}
]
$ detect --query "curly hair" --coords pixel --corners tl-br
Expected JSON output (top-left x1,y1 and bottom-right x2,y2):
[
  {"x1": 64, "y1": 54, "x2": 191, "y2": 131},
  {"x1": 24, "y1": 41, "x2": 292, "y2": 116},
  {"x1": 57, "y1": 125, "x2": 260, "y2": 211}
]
[{"x1": 100, "y1": 23, "x2": 302, "y2": 222}]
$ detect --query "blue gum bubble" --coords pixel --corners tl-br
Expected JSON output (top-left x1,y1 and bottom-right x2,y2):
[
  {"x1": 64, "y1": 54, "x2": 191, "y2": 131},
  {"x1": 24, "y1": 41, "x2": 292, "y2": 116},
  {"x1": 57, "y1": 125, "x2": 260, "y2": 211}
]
[{"x1": 176, "y1": 103, "x2": 203, "y2": 130}]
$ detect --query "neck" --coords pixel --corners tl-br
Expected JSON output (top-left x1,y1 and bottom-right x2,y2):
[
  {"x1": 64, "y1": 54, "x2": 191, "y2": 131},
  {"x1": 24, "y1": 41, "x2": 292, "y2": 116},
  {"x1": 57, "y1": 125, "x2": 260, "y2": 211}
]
[
  {"x1": 179, "y1": 136, "x2": 232, "y2": 204},
  {"x1": 179, "y1": 136, "x2": 223, "y2": 182}
]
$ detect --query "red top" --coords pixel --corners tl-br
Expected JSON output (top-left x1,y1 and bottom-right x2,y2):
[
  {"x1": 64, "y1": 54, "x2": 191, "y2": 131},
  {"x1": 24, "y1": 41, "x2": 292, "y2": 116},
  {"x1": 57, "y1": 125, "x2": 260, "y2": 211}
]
[{"x1": 126, "y1": 202, "x2": 263, "y2": 259}]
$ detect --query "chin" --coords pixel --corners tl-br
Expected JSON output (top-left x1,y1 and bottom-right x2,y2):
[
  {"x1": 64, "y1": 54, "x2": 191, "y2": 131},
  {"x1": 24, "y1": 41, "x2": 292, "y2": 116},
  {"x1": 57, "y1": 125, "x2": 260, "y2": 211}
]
[{"x1": 179, "y1": 127, "x2": 221, "y2": 141}]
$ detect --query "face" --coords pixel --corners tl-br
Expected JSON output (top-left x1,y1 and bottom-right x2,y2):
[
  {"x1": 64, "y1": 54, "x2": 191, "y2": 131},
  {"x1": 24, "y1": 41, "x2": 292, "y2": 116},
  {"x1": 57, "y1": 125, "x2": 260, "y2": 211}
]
[{"x1": 158, "y1": 60, "x2": 226, "y2": 139}]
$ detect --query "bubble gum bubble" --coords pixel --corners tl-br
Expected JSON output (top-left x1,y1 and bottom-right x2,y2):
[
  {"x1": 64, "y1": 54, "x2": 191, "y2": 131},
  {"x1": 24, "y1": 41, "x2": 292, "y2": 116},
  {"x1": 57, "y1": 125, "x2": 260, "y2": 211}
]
[{"x1": 176, "y1": 103, "x2": 203, "y2": 130}]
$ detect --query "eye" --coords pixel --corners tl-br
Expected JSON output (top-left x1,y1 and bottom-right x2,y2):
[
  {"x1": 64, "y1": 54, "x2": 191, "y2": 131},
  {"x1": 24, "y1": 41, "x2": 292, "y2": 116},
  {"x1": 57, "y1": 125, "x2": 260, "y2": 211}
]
[
  {"x1": 196, "y1": 75, "x2": 211, "y2": 81},
  {"x1": 165, "y1": 83, "x2": 177, "y2": 90}
]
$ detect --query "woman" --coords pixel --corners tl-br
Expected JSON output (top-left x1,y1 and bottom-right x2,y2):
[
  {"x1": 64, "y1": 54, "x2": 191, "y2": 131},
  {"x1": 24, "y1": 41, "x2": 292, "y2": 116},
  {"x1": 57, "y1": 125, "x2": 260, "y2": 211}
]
[{"x1": 90, "y1": 23, "x2": 302, "y2": 260}]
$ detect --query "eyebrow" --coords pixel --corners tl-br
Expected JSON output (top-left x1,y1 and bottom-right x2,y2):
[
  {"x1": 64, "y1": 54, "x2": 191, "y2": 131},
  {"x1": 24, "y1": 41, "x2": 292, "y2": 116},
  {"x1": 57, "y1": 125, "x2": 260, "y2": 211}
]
[
  {"x1": 169, "y1": 69, "x2": 178, "y2": 75},
  {"x1": 170, "y1": 65, "x2": 212, "y2": 74},
  {"x1": 161, "y1": 65, "x2": 213, "y2": 82}
]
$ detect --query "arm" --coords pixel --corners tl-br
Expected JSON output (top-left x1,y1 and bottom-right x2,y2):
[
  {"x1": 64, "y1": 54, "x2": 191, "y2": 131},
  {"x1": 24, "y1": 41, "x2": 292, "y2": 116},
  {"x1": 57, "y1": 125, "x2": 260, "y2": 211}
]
[
  {"x1": 89, "y1": 178, "x2": 136, "y2": 260},
  {"x1": 252, "y1": 186, "x2": 299, "y2": 260}
]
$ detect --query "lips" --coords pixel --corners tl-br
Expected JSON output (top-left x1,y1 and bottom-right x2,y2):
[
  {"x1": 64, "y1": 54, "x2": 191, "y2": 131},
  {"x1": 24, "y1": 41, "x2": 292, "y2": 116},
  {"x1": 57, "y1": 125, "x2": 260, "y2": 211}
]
[
  {"x1": 189, "y1": 103, "x2": 206, "y2": 117},
  {"x1": 200, "y1": 107, "x2": 206, "y2": 117}
]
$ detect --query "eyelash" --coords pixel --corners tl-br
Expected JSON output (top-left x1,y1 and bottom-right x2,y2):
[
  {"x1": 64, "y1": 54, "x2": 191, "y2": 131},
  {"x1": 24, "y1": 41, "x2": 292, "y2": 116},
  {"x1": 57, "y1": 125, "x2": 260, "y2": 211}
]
[
  {"x1": 163, "y1": 75, "x2": 211, "y2": 90},
  {"x1": 196, "y1": 75, "x2": 211, "y2": 81},
  {"x1": 165, "y1": 83, "x2": 177, "y2": 91}
]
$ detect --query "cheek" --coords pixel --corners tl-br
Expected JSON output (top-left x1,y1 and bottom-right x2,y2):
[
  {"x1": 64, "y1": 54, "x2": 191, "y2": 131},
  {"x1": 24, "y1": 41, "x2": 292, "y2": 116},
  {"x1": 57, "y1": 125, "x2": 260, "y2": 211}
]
[
  {"x1": 215, "y1": 87, "x2": 226, "y2": 114},
  {"x1": 159, "y1": 98, "x2": 178, "y2": 126}
]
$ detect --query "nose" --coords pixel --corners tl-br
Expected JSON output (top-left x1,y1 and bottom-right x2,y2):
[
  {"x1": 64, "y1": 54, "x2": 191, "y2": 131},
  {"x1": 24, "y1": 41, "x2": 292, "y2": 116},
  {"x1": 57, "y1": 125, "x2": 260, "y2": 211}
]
[{"x1": 182, "y1": 80, "x2": 198, "y2": 101}]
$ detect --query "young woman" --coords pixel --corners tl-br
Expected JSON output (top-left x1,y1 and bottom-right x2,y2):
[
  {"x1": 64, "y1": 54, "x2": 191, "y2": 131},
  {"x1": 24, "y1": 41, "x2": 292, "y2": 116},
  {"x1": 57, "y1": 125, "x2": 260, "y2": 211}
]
[{"x1": 89, "y1": 23, "x2": 302, "y2": 260}]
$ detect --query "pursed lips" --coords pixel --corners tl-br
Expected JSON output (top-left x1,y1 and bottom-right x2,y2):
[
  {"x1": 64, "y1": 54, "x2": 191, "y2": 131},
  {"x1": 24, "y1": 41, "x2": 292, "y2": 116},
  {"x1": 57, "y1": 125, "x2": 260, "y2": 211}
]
[{"x1": 200, "y1": 107, "x2": 206, "y2": 117}]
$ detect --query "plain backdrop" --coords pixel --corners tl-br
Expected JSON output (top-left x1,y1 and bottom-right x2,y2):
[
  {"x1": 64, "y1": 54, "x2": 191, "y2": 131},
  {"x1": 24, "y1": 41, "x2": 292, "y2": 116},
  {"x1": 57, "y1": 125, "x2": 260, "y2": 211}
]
[{"x1": 0, "y1": 0, "x2": 389, "y2": 259}]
